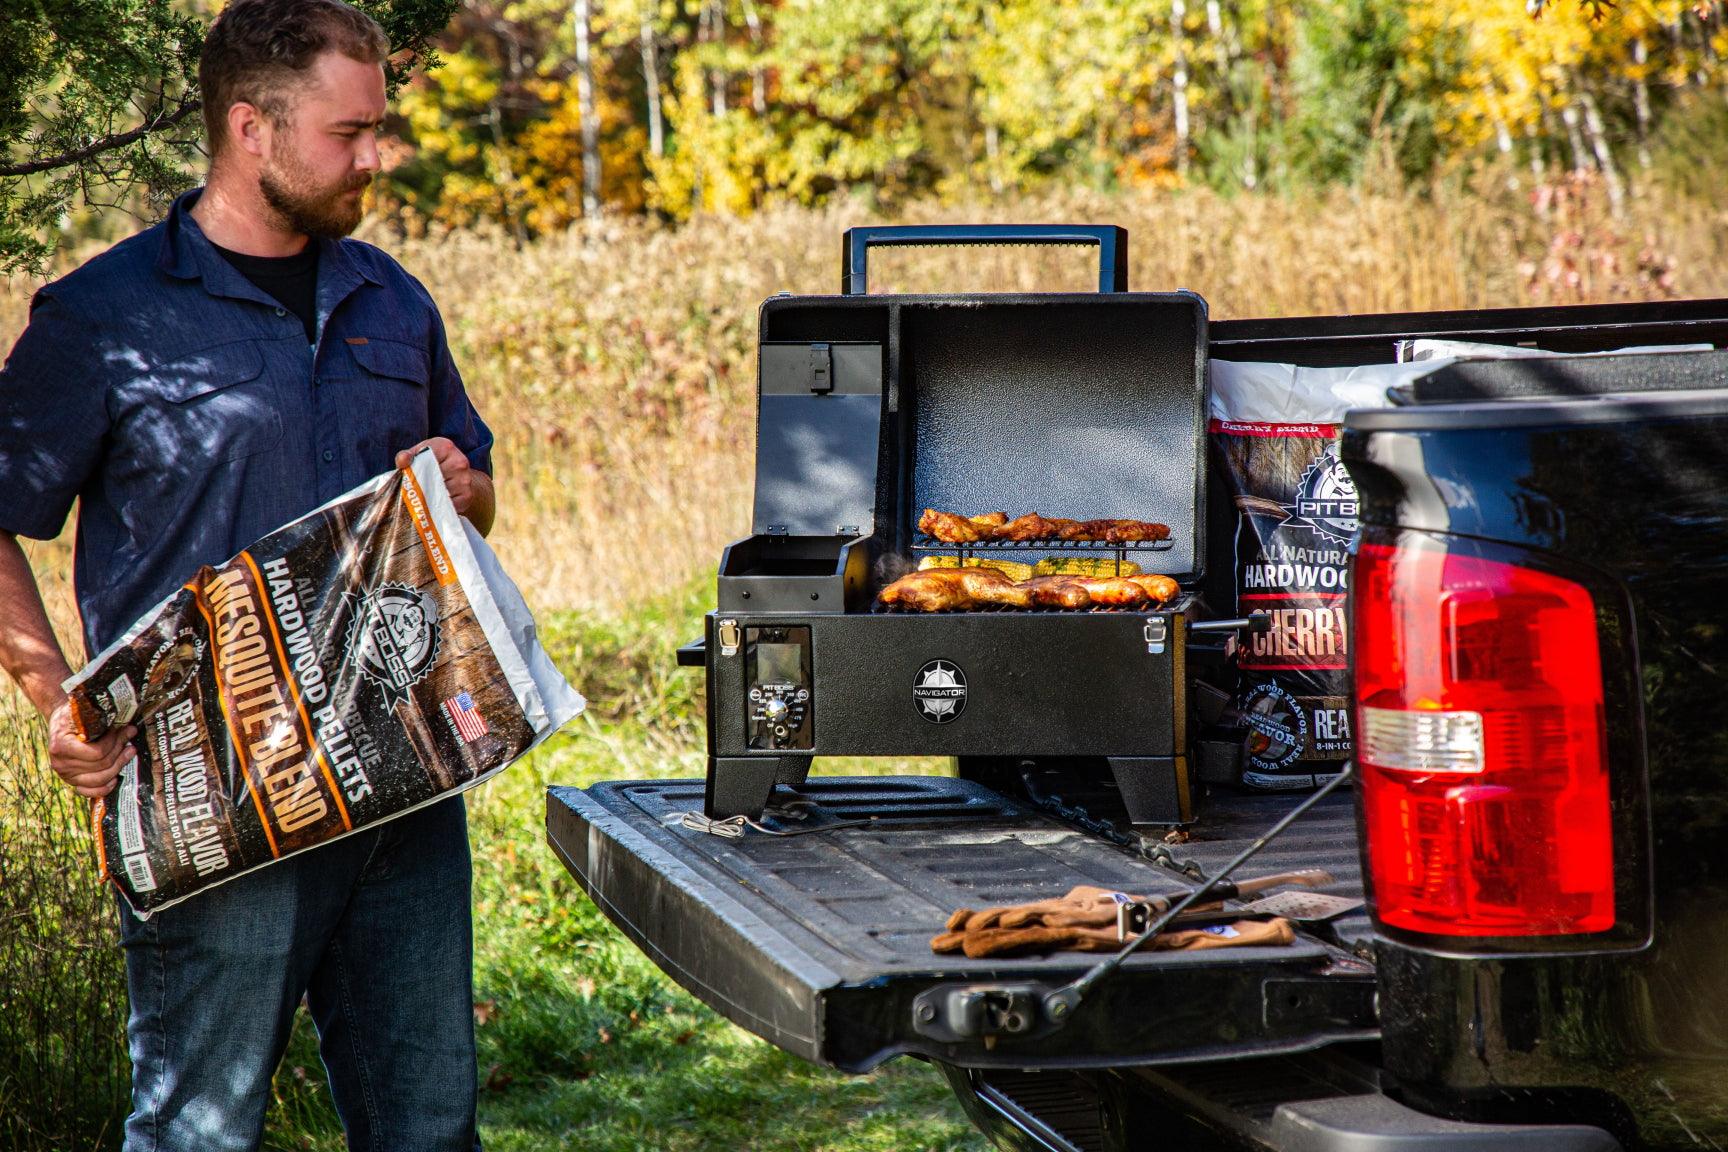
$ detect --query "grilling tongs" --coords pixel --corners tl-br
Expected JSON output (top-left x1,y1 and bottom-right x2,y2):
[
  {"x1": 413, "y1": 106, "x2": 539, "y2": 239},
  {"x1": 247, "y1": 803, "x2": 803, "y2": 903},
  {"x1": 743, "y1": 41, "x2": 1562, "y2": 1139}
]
[
  {"x1": 1042, "y1": 762, "x2": 1357, "y2": 1027},
  {"x1": 1113, "y1": 868, "x2": 1333, "y2": 940}
]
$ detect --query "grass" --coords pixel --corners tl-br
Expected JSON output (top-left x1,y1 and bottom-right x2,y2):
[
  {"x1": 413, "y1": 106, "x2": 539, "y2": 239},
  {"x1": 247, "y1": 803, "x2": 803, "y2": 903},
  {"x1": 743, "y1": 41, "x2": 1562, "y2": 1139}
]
[
  {"x1": 0, "y1": 706, "x2": 131, "y2": 1151},
  {"x1": 0, "y1": 568, "x2": 979, "y2": 1150},
  {"x1": 257, "y1": 577, "x2": 981, "y2": 1151}
]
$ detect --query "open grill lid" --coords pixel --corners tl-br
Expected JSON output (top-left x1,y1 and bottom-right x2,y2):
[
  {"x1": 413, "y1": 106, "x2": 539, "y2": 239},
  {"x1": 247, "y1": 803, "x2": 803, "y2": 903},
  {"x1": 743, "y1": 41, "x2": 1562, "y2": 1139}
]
[{"x1": 749, "y1": 225, "x2": 1211, "y2": 580}]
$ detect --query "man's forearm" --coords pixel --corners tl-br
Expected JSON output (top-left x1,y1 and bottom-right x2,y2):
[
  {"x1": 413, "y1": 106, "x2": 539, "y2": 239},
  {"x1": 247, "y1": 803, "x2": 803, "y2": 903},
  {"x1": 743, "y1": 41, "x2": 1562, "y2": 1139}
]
[{"x1": 0, "y1": 532, "x2": 75, "y2": 717}]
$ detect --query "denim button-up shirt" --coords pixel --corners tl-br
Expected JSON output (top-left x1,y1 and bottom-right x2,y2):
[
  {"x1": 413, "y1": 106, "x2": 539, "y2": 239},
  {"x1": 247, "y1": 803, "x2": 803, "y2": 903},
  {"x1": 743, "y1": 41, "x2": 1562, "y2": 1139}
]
[{"x1": 0, "y1": 189, "x2": 493, "y2": 654}]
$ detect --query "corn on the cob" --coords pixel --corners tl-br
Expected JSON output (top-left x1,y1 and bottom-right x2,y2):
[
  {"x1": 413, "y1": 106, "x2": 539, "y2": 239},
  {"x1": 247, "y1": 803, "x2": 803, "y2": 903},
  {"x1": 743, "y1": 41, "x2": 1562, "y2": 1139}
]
[
  {"x1": 917, "y1": 555, "x2": 1035, "y2": 582},
  {"x1": 1032, "y1": 556, "x2": 1141, "y2": 578}
]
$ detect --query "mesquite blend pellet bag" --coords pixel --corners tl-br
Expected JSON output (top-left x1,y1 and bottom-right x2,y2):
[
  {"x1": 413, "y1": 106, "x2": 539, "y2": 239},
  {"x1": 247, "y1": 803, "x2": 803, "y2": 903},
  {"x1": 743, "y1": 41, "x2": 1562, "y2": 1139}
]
[{"x1": 66, "y1": 449, "x2": 584, "y2": 916}]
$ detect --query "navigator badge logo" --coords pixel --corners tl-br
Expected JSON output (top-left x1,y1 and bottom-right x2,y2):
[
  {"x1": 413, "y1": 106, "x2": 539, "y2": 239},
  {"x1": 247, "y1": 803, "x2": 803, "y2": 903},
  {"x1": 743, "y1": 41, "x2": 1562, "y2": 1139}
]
[{"x1": 912, "y1": 660, "x2": 967, "y2": 724}]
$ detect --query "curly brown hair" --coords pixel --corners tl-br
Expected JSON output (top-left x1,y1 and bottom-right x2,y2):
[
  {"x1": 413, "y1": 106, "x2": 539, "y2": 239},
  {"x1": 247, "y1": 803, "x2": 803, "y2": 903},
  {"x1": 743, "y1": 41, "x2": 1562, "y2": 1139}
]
[{"x1": 199, "y1": 0, "x2": 389, "y2": 155}]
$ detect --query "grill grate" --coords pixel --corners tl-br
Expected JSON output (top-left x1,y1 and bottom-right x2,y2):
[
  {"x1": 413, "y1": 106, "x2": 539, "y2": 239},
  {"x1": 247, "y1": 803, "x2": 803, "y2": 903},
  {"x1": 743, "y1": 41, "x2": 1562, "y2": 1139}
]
[
  {"x1": 872, "y1": 601, "x2": 1161, "y2": 615},
  {"x1": 911, "y1": 534, "x2": 1174, "y2": 552},
  {"x1": 870, "y1": 592, "x2": 1194, "y2": 615}
]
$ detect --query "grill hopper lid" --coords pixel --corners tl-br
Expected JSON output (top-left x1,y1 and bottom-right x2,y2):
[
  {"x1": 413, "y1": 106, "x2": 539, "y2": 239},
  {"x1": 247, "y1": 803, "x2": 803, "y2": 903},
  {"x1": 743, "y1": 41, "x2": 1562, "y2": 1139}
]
[{"x1": 753, "y1": 341, "x2": 884, "y2": 538}]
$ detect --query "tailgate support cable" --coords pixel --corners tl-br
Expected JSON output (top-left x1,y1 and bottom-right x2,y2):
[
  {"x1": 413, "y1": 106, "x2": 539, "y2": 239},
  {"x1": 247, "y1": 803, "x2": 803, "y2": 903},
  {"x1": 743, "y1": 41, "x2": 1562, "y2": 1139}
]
[
  {"x1": 1040, "y1": 761, "x2": 1356, "y2": 1028},
  {"x1": 666, "y1": 807, "x2": 877, "y2": 840}
]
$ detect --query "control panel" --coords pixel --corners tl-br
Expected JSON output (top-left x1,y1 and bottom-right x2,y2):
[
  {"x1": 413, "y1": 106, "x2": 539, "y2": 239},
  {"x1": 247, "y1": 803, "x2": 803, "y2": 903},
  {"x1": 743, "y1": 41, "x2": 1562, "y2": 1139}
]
[{"x1": 745, "y1": 625, "x2": 813, "y2": 750}]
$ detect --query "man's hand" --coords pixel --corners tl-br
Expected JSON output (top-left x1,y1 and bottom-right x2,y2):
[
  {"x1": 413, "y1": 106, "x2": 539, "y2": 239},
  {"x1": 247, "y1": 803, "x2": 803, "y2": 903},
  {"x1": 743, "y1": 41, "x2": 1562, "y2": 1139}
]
[
  {"x1": 395, "y1": 437, "x2": 495, "y2": 536},
  {"x1": 47, "y1": 698, "x2": 134, "y2": 798}
]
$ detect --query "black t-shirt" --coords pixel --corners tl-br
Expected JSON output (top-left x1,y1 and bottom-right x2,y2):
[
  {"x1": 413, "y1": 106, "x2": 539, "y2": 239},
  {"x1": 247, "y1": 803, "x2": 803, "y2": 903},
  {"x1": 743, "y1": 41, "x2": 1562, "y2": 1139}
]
[{"x1": 213, "y1": 241, "x2": 319, "y2": 343}]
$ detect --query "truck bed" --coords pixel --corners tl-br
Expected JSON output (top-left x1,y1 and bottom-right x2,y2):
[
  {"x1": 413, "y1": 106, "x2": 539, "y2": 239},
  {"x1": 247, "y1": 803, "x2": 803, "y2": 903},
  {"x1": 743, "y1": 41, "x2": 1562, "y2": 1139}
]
[{"x1": 547, "y1": 775, "x2": 1374, "y2": 1072}]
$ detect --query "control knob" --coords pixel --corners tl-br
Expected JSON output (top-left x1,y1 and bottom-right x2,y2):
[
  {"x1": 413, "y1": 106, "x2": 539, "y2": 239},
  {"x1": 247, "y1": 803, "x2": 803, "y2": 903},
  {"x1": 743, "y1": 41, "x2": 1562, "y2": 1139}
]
[{"x1": 763, "y1": 697, "x2": 790, "y2": 724}]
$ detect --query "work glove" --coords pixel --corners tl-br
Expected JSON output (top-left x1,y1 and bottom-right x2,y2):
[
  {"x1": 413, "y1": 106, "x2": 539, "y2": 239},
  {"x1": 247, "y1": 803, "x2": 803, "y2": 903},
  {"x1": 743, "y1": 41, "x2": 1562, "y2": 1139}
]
[
  {"x1": 944, "y1": 884, "x2": 1195, "y2": 934},
  {"x1": 930, "y1": 884, "x2": 1296, "y2": 958}
]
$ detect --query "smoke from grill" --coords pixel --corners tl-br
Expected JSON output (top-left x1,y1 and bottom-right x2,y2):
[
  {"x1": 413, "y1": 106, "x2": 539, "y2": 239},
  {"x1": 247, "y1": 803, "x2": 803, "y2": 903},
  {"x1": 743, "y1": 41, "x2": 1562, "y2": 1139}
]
[{"x1": 873, "y1": 549, "x2": 917, "y2": 590}]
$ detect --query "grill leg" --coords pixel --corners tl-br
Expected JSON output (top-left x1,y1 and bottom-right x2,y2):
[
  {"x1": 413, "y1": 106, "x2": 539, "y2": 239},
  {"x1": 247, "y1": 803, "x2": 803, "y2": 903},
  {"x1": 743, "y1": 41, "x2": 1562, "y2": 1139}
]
[
  {"x1": 1107, "y1": 757, "x2": 1192, "y2": 827},
  {"x1": 705, "y1": 756, "x2": 811, "y2": 820}
]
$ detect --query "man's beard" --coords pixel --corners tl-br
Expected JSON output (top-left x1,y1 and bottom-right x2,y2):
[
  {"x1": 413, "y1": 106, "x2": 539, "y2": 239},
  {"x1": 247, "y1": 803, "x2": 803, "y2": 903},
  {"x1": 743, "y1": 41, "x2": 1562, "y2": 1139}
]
[{"x1": 259, "y1": 155, "x2": 371, "y2": 239}]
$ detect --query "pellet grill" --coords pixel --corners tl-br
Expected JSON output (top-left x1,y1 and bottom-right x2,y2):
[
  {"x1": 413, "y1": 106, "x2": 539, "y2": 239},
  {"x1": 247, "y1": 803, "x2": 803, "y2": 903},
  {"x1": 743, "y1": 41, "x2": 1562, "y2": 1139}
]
[{"x1": 681, "y1": 225, "x2": 1255, "y2": 826}]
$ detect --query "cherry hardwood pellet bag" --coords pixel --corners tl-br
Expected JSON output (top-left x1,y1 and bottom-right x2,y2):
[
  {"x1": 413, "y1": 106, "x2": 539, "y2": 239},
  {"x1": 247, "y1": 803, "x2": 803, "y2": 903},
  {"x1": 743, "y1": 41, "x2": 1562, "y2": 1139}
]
[
  {"x1": 1208, "y1": 340, "x2": 1710, "y2": 790},
  {"x1": 66, "y1": 450, "x2": 584, "y2": 916},
  {"x1": 1207, "y1": 359, "x2": 1420, "y2": 791}
]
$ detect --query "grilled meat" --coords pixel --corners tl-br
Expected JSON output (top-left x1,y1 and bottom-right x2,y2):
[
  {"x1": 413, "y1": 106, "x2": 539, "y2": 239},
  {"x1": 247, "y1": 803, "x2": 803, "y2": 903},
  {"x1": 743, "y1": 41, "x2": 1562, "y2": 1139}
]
[
  {"x1": 880, "y1": 567, "x2": 1179, "y2": 611},
  {"x1": 1065, "y1": 576, "x2": 1151, "y2": 608},
  {"x1": 878, "y1": 568, "x2": 1033, "y2": 612},
  {"x1": 1127, "y1": 573, "x2": 1180, "y2": 604},
  {"x1": 920, "y1": 508, "x2": 1171, "y2": 544},
  {"x1": 1020, "y1": 576, "x2": 1096, "y2": 610},
  {"x1": 1078, "y1": 518, "x2": 1173, "y2": 543},
  {"x1": 919, "y1": 508, "x2": 986, "y2": 543},
  {"x1": 994, "y1": 513, "x2": 1059, "y2": 541}
]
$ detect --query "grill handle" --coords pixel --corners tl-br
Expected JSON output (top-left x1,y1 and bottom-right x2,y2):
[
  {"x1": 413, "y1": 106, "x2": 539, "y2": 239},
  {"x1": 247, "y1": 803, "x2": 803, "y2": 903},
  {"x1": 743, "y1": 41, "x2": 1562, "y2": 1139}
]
[
  {"x1": 676, "y1": 638, "x2": 707, "y2": 668},
  {"x1": 1189, "y1": 615, "x2": 1273, "y2": 636},
  {"x1": 841, "y1": 224, "x2": 1129, "y2": 295}
]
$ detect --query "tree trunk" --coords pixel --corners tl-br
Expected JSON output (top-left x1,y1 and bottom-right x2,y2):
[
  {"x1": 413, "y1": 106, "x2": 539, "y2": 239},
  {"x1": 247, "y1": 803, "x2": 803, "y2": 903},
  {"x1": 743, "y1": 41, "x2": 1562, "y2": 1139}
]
[
  {"x1": 1207, "y1": 0, "x2": 1256, "y2": 189},
  {"x1": 1171, "y1": 0, "x2": 1191, "y2": 177},
  {"x1": 1524, "y1": 117, "x2": 1545, "y2": 186},
  {"x1": 1492, "y1": 115, "x2": 1517, "y2": 189},
  {"x1": 572, "y1": 0, "x2": 600, "y2": 217},
  {"x1": 1575, "y1": 85, "x2": 1626, "y2": 214},
  {"x1": 704, "y1": 0, "x2": 727, "y2": 117},
  {"x1": 1559, "y1": 100, "x2": 1589, "y2": 176},
  {"x1": 984, "y1": 122, "x2": 1003, "y2": 194},
  {"x1": 640, "y1": 9, "x2": 664, "y2": 159},
  {"x1": 493, "y1": 18, "x2": 527, "y2": 240},
  {"x1": 1632, "y1": 38, "x2": 1652, "y2": 170},
  {"x1": 741, "y1": 0, "x2": 768, "y2": 115},
  {"x1": 1206, "y1": 0, "x2": 1231, "y2": 71}
]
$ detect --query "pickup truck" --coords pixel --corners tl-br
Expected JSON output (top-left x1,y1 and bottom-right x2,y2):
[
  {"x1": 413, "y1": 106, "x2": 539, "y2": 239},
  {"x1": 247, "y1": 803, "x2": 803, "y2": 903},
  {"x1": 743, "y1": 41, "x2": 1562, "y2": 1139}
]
[{"x1": 548, "y1": 294, "x2": 1728, "y2": 1152}]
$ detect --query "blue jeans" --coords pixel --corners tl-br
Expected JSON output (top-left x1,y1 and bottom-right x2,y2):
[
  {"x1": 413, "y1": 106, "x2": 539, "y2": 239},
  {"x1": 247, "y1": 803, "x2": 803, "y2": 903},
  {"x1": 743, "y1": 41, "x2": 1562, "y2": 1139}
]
[{"x1": 118, "y1": 795, "x2": 480, "y2": 1152}]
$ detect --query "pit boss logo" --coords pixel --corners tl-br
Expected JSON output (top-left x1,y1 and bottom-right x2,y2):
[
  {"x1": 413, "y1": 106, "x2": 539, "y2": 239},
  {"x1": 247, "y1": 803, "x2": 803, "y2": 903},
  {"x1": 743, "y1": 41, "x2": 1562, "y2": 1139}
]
[
  {"x1": 1282, "y1": 451, "x2": 1359, "y2": 545},
  {"x1": 912, "y1": 660, "x2": 968, "y2": 724},
  {"x1": 347, "y1": 583, "x2": 441, "y2": 705}
]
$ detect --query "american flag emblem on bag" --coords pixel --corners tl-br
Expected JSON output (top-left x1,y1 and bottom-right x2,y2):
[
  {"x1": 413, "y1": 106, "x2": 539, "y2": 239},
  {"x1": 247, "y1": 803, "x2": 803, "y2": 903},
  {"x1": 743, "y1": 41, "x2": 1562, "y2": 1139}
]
[{"x1": 443, "y1": 691, "x2": 489, "y2": 743}]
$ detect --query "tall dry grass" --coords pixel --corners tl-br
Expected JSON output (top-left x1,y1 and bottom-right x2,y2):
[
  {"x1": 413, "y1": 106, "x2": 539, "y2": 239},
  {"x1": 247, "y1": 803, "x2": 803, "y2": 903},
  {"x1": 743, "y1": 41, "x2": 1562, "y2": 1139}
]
[
  {"x1": 381, "y1": 173, "x2": 1728, "y2": 613},
  {"x1": 4, "y1": 174, "x2": 1726, "y2": 615}
]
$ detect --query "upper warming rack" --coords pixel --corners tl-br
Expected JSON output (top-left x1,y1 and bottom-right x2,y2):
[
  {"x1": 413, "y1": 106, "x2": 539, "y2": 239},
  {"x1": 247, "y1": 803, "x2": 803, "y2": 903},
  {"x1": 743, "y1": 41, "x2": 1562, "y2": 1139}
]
[{"x1": 911, "y1": 535, "x2": 1175, "y2": 553}]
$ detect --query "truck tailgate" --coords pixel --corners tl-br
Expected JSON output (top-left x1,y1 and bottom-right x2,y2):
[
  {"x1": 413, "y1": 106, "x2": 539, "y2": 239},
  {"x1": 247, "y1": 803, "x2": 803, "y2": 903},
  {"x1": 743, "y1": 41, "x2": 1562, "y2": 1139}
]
[{"x1": 547, "y1": 775, "x2": 1374, "y2": 1072}]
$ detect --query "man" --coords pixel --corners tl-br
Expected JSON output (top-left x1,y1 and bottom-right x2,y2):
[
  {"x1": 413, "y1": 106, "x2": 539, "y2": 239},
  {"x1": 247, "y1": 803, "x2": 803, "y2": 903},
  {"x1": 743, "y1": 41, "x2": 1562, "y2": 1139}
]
[{"x1": 0, "y1": 1, "x2": 492, "y2": 1148}]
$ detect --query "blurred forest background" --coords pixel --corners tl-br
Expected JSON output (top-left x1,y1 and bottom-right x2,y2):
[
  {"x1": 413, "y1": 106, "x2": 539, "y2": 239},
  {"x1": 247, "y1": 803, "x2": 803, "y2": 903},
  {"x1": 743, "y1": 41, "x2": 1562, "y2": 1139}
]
[
  {"x1": 6, "y1": 0, "x2": 1728, "y2": 1148},
  {"x1": 5, "y1": 0, "x2": 1728, "y2": 270}
]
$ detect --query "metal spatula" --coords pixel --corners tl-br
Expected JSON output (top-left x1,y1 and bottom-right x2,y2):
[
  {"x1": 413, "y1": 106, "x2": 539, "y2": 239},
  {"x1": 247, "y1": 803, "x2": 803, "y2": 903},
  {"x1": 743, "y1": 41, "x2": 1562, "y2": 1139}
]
[{"x1": 1239, "y1": 890, "x2": 1364, "y2": 922}]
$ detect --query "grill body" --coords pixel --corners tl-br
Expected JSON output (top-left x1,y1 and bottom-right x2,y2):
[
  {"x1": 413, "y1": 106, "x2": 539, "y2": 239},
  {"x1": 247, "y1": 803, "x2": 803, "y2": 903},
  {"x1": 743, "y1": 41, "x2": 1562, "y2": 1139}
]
[
  {"x1": 700, "y1": 233, "x2": 1215, "y2": 823},
  {"x1": 702, "y1": 601, "x2": 1201, "y2": 823}
]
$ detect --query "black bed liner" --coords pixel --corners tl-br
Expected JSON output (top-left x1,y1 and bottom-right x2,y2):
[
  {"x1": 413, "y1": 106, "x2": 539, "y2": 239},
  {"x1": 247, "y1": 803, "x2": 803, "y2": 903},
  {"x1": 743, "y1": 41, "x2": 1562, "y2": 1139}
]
[{"x1": 547, "y1": 775, "x2": 1375, "y2": 1072}]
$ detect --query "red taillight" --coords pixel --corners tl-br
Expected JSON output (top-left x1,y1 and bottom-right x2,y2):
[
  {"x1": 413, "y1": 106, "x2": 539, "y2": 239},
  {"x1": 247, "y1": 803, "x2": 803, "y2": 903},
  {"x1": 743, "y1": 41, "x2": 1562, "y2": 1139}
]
[{"x1": 1354, "y1": 538, "x2": 1614, "y2": 937}]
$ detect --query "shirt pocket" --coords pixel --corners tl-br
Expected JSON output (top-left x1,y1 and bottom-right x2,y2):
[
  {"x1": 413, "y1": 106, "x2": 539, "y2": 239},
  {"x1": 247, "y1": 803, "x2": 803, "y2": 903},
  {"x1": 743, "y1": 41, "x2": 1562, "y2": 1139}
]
[
  {"x1": 128, "y1": 342, "x2": 283, "y2": 466},
  {"x1": 346, "y1": 338, "x2": 430, "y2": 463}
]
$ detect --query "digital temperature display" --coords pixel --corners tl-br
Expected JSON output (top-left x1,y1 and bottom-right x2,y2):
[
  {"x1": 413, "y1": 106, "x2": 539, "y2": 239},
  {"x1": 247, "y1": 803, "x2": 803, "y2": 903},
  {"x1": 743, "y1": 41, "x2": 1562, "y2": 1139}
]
[{"x1": 754, "y1": 642, "x2": 804, "y2": 686}]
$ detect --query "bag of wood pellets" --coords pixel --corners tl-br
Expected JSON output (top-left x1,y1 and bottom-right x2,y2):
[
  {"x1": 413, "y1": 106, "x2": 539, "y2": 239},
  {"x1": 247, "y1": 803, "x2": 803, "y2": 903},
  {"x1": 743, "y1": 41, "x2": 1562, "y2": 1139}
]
[
  {"x1": 1207, "y1": 360, "x2": 1428, "y2": 791},
  {"x1": 65, "y1": 449, "x2": 585, "y2": 916}
]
